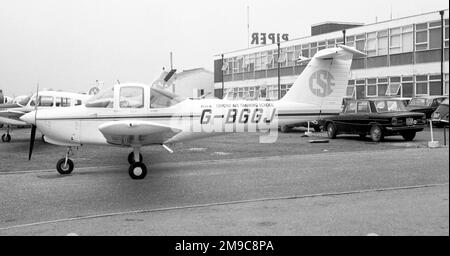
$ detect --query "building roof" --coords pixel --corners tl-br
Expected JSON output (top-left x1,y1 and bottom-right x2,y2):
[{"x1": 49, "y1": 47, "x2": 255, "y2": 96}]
[
  {"x1": 176, "y1": 68, "x2": 213, "y2": 78},
  {"x1": 311, "y1": 21, "x2": 365, "y2": 27},
  {"x1": 214, "y1": 8, "x2": 449, "y2": 58}
]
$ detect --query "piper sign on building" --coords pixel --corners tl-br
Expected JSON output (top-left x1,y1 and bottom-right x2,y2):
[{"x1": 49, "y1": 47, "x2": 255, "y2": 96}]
[{"x1": 251, "y1": 33, "x2": 289, "y2": 45}]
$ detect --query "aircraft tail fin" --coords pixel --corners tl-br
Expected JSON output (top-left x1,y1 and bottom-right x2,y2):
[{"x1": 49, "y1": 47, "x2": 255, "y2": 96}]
[{"x1": 281, "y1": 45, "x2": 365, "y2": 111}]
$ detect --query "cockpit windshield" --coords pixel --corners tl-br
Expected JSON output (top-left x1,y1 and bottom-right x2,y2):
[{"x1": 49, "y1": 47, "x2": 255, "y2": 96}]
[
  {"x1": 85, "y1": 87, "x2": 114, "y2": 108},
  {"x1": 150, "y1": 87, "x2": 184, "y2": 108},
  {"x1": 14, "y1": 95, "x2": 31, "y2": 106}
]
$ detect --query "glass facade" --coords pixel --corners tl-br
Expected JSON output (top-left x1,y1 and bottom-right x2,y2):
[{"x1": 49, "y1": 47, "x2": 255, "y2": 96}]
[{"x1": 215, "y1": 11, "x2": 449, "y2": 100}]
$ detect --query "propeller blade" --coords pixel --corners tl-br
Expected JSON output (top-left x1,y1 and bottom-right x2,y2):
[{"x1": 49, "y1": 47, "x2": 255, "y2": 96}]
[{"x1": 29, "y1": 124, "x2": 36, "y2": 160}]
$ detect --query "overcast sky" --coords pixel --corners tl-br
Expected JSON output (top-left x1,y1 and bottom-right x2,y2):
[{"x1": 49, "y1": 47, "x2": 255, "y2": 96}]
[{"x1": 0, "y1": 0, "x2": 448, "y2": 96}]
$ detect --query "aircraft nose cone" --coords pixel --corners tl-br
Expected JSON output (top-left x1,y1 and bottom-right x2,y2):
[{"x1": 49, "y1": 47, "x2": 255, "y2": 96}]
[{"x1": 20, "y1": 111, "x2": 36, "y2": 125}]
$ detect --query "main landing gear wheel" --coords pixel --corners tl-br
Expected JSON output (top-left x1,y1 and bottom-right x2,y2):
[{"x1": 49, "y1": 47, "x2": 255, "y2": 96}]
[
  {"x1": 127, "y1": 152, "x2": 143, "y2": 164},
  {"x1": 56, "y1": 158, "x2": 74, "y2": 175},
  {"x1": 2, "y1": 133, "x2": 11, "y2": 142},
  {"x1": 129, "y1": 162, "x2": 147, "y2": 179}
]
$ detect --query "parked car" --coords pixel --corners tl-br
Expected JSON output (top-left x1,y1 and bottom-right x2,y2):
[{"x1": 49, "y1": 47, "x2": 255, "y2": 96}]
[
  {"x1": 431, "y1": 98, "x2": 449, "y2": 126},
  {"x1": 406, "y1": 96, "x2": 448, "y2": 119},
  {"x1": 325, "y1": 99, "x2": 427, "y2": 142}
]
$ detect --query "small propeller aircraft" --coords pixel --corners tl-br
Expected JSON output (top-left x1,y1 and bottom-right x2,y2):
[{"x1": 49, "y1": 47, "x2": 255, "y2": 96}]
[
  {"x1": 21, "y1": 45, "x2": 365, "y2": 179},
  {"x1": 0, "y1": 91, "x2": 91, "y2": 142}
]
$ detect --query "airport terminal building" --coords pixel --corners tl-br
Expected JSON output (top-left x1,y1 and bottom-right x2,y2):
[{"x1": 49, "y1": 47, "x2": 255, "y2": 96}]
[{"x1": 213, "y1": 9, "x2": 449, "y2": 101}]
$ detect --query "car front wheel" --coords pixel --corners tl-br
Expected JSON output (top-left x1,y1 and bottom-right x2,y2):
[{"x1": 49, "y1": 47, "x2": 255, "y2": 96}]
[
  {"x1": 326, "y1": 123, "x2": 337, "y2": 139},
  {"x1": 370, "y1": 125, "x2": 383, "y2": 142}
]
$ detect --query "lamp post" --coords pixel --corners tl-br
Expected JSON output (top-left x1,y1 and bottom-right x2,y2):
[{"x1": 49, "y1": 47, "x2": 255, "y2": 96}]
[
  {"x1": 221, "y1": 54, "x2": 225, "y2": 99},
  {"x1": 277, "y1": 42, "x2": 281, "y2": 100},
  {"x1": 440, "y1": 10, "x2": 444, "y2": 95},
  {"x1": 342, "y1": 29, "x2": 346, "y2": 45}
]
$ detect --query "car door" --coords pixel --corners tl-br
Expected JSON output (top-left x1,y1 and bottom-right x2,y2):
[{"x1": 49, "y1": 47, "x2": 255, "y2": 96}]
[
  {"x1": 338, "y1": 101, "x2": 357, "y2": 133},
  {"x1": 355, "y1": 101, "x2": 370, "y2": 134}
]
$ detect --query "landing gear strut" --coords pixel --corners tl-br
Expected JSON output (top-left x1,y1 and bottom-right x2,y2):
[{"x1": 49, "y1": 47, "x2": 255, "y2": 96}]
[
  {"x1": 56, "y1": 147, "x2": 74, "y2": 175},
  {"x1": 127, "y1": 151, "x2": 143, "y2": 164},
  {"x1": 128, "y1": 148, "x2": 147, "y2": 179},
  {"x1": 1, "y1": 126, "x2": 12, "y2": 142}
]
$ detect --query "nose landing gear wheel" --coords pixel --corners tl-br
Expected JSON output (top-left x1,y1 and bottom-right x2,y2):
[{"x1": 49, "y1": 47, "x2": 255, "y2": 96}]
[
  {"x1": 129, "y1": 162, "x2": 147, "y2": 179},
  {"x1": 56, "y1": 158, "x2": 74, "y2": 175},
  {"x1": 2, "y1": 133, "x2": 11, "y2": 142},
  {"x1": 127, "y1": 152, "x2": 143, "y2": 164}
]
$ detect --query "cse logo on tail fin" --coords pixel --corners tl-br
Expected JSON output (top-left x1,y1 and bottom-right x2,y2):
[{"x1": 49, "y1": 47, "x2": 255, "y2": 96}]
[{"x1": 309, "y1": 70, "x2": 335, "y2": 97}]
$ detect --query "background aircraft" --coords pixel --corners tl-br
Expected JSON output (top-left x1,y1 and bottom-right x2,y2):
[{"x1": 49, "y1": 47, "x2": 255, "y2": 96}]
[
  {"x1": 0, "y1": 90, "x2": 91, "y2": 142},
  {"x1": 21, "y1": 45, "x2": 365, "y2": 179}
]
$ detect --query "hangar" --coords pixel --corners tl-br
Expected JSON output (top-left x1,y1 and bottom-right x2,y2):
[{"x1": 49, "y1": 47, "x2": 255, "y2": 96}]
[{"x1": 213, "y1": 9, "x2": 449, "y2": 101}]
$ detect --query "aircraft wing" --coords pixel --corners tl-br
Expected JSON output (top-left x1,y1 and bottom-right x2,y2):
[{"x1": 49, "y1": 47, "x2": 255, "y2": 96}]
[
  {"x1": 0, "y1": 109, "x2": 26, "y2": 118},
  {"x1": 98, "y1": 120, "x2": 182, "y2": 146},
  {"x1": 0, "y1": 103, "x2": 23, "y2": 110}
]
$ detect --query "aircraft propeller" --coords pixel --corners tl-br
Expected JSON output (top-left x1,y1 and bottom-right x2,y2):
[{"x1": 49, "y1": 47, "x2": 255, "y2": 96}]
[{"x1": 28, "y1": 83, "x2": 39, "y2": 160}]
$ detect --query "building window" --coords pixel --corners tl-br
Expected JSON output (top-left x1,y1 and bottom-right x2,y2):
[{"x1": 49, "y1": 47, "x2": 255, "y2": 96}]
[
  {"x1": 327, "y1": 39, "x2": 336, "y2": 48},
  {"x1": 444, "y1": 74, "x2": 449, "y2": 95},
  {"x1": 429, "y1": 21, "x2": 442, "y2": 50},
  {"x1": 377, "y1": 77, "x2": 388, "y2": 96},
  {"x1": 286, "y1": 46, "x2": 296, "y2": 67},
  {"x1": 415, "y1": 22, "x2": 428, "y2": 51},
  {"x1": 294, "y1": 45, "x2": 302, "y2": 65},
  {"x1": 301, "y1": 44, "x2": 310, "y2": 58},
  {"x1": 402, "y1": 76, "x2": 414, "y2": 98},
  {"x1": 367, "y1": 78, "x2": 377, "y2": 97},
  {"x1": 318, "y1": 40, "x2": 327, "y2": 51},
  {"x1": 415, "y1": 21, "x2": 444, "y2": 51},
  {"x1": 429, "y1": 74, "x2": 442, "y2": 95},
  {"x1": 366, "y1": 32, "x2": 377, "y2": 57},
  {"x1": 386, "y1": 77, "x2": 401, "y2": 96},
  {"x1": 377, "y1": 30, "x2": 389, "y2": 55},
  {"x1": 354, "y1": 34, "x2": 365, "y2": 51},
  {"x1": 445, "y1": 19, "x2": 449, "y2": 48},
  {"x1": 277, "y1": 49, "x2": 287, "y2": 67},
  {"x1": 310, "y1": 42, "x2": 318, "y2": 57},
  {"x1": 346, "y1": 35, "x2": 355, "y2": 48},
  {"x1": 254, "y1": 52, "x2": 262, "y2": 71},
  {"x1": 415, "y1": 75, "x2": 428, "y2": 95},
  {"x1": 346, "y1": 80, "x2": 355, "y2": 97},
  {"x1": 267, "y1": 51, "x2": 275, "y2": 69},
  {"x1": 390, "y1": 27, "x2": 401, "y2": 54}
]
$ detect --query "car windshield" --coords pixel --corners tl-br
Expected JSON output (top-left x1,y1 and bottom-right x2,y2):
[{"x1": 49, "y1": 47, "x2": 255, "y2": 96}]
[
  {"x1": 374, "y1": 100, "x2": 407, "y2": 112},
  {"x1": 441, "y1": 98, "x2": 449, "y2": 105},
  {"x1": 408, "y1": 98, "x2": 429, "y2": 106},
  {"x1": 85, "y1": 87, "x2": 114, "y2": 108}
]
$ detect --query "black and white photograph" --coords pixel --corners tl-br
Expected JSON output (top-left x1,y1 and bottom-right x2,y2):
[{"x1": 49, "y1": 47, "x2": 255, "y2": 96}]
[{"x1": 0, "y1": 0, "x2": 448, "y2": 243}]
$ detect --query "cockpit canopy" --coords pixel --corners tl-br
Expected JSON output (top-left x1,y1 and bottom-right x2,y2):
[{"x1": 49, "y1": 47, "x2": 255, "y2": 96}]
[{"x1": 85, "y1": 83, "x2": 184, "y2": 109}]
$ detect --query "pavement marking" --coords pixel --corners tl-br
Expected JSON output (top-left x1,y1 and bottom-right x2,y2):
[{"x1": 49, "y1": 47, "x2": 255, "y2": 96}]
[{"x1": 0, "y1": 182, "x2": 448, "y2": 231}]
